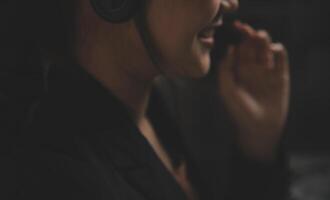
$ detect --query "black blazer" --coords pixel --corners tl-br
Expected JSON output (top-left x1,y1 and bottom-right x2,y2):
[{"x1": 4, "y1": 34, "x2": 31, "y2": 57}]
[{"x1": 8, "y1": 64, "x2": 289, "y2": 200}]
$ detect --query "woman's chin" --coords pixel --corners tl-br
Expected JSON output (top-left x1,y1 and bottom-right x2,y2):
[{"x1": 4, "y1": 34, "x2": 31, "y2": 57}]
[
  {"x1": 191, "y1": 54, "x2": 212, "y2": 78},
  {"x1": 184, "y1": 59, "x2": 211, "y2": 79},
  {"x1": 187, "y1": 41, "x2": 213, "y2": 78},
  {"x1": 164, "y1": 59, "x2": 210, "y2": 79},
  {"x1": 192, "y1": 65, "x2": 211, "y2": 78},
  {"x1": 162, "y1": 47, "x2": 212, "y2": 79}
]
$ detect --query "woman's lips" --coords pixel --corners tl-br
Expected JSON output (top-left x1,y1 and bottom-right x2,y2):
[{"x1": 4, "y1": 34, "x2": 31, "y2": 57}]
[
  {"x1": 198, "y1": 9, "x2": 223, "y2": 49},
  {"x1": 198, "y1": 15, "x2": 223, "y2": 49},
  {"x1": 198, "y1": 28, "x2": 216, "y2": 49}
]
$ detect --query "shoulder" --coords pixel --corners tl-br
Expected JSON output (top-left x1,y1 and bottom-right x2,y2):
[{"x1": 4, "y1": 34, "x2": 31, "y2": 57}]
[
  {"x1": 11, "y1": 145, "x2": 117, "y2": 200},
  {"x1": 11, "y1": 96, "x2": 119, "y2": 199}
]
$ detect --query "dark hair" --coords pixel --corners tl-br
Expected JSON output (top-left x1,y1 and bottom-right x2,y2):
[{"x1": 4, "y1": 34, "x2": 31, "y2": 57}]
[{"x1": 0, "y1": 0, "x2": 77, "y2": 101}]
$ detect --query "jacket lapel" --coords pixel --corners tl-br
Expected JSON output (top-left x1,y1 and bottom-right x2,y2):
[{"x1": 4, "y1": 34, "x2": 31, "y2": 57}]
[
  {"x1": 106, "y1": 125, "x2": 187, "y2": 200},
  {"x1": 45, "y1": 64, "x2": 187, "y2": 200}
]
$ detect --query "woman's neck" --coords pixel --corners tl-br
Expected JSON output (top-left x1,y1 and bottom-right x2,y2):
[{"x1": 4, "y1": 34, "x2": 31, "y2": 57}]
[
  {"x1": 79, "y1": 50, "x2": 155, "y2": 122},
  {"x1": 75, "y1": 4, "x2": 160, "y2": 121},
  {"x1": 77, "y1": 38, "x2": 159, "y2": 122}
]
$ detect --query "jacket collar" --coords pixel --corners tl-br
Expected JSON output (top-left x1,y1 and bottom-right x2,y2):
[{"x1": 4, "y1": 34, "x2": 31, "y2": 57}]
[{"x1": 42, "y1": 63, "x2": 187, "y2": 200}]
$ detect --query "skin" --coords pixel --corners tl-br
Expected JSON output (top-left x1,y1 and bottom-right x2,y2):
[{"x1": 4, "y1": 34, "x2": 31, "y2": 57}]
[
  {"x1": 75, "y1": 0, "x2": 290, "y2": 195},
  {"x1": 218, "y1": 21, "x2": 290, "y2": 161},
  {"x1": 146, "y1": 0, "x2": 238, "y2": 78}
]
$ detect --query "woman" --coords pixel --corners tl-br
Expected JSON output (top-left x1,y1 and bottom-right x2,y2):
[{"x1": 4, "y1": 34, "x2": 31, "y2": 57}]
[{"x1": 9, "y1": 0, "x2": 290, "y2": 199}]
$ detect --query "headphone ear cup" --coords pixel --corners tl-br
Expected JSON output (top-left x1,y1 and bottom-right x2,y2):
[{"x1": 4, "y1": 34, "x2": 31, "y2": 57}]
[{"x1": 90, "y1": 0, "x2": 142, "y2": 23}]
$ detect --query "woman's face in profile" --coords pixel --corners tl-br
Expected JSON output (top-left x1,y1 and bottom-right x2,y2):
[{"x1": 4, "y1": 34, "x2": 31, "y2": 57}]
[{"x1": 147, "y1": 0, "x2": 238, "y2": 78}]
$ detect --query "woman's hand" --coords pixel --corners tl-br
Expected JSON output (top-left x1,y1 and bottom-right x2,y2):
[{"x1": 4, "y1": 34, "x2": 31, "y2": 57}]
[{"x1": 217, "y1": 21, "x2": 290, "y2": 161}]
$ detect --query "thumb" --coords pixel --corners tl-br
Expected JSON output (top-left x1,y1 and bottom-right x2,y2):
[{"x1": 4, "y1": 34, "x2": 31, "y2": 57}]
[{"x1": 218, "y1": 46, "x2": 261, "y2": 129}]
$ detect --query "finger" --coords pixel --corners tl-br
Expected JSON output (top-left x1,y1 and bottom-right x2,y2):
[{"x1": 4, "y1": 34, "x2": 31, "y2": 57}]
[
  {"x1": 234, "y1": 23, "x2": 270, "y2": 67},
  {"x1": 256, "y1": 30, "x2": 272, "y2": 47},
  {"x1": 255, "y1": 30, "x2": 273, "y2": 68},
  {"x1": 234, "y1": 23, "x2": 261, "y2": 65},
  {"x1": 218, "y1": 46, "x2": 256, "y2": 112},
  {"x1": 255, "y1": 30, "x2": 272, "y2": 54},
  {"x1": 238, "y1": 39, "x2": 257, "y2": 67},
  {"x1": 233, "y1": 21, "x2": 256, "y2": 39},
  {"x1": 222, "y1": 85, "x2": 262, "y2": 128},
  {"x1": 271, "y1": 43, "x2": 289, "y2": 74}
]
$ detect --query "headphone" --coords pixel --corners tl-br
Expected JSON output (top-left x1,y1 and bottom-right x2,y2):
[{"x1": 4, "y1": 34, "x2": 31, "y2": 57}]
[
  {"x1": 90, "y1": 0, "x2": 144, "y2": 23},
  {"x1": 90, "y1": 0, "x2": 162, "y2": 70}
]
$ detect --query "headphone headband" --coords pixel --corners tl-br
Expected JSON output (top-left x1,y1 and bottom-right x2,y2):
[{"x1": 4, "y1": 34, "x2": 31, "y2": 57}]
[
  {"x1": 90, "y1": 0, "x2": 162, "y2": 71},
  {"x1": 90, "y1": 0, "x2": 142, "y2": 23}
]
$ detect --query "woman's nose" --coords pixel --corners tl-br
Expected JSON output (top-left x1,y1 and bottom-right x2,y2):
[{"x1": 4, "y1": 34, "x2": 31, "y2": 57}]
[{"x1": 221, "y1": 0, "x2": 239, "y2": 13}]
